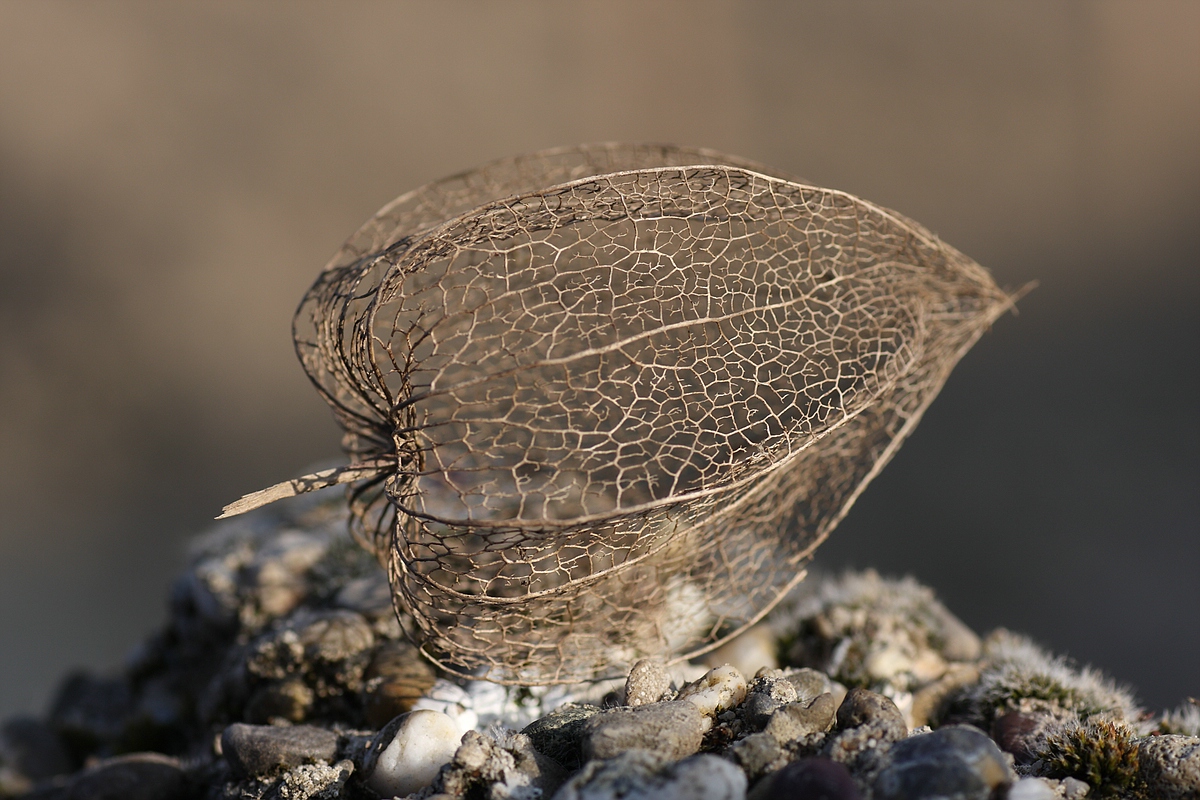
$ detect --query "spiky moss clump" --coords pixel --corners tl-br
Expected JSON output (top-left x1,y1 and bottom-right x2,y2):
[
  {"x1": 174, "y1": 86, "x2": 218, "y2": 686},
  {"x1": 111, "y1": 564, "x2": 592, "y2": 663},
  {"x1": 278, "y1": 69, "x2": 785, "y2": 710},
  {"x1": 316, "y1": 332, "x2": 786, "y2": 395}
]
[
  {"x1": 770, "y1": 570, "x2": 981, "y2": 700},
  {"x1": 940, "y1": 630, "x2": 1141, "y2": 730},
  {"x1": 1157, "y1": 700, "x2": 1200, "y2": 736},
  {"x1": 1037, "y1": 718, "x2": 1145, "y2": 797}
]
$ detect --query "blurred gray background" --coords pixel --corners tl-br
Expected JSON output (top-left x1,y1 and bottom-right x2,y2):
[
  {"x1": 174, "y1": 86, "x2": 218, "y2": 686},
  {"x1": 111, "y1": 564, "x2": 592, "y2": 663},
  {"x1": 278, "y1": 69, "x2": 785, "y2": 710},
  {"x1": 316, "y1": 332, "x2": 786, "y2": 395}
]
[{"x1": 1, "y1": 2, "x2": 1196, "y2": 718}]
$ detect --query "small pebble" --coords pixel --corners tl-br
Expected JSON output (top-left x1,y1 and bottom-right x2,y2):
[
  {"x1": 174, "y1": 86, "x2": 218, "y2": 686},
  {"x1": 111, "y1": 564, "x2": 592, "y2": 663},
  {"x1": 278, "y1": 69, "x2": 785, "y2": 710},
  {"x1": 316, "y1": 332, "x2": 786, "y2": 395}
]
[
  {"x1": 553, "y1": 751, "x2": 746, "y2": 800},
  {"x1": 836, "y1": 688, "x2": 907, "y2": 738},
  {"x1": 741, "y1": 675, "x2": 799, "y2": 729},
  {"x1": 823, "y1": 689, "x2": 908, "y2": 771},
  {"x1": 362, "y1": 709, "x2": 462, "y2": 798},
  {"x1": 221, "y1": 723, "x2": 339, "y2": 778},
  {"x1": 1007, "y1": 777, "x2": 1058, "y2": 800},
  {"x1": 990, "y1": 711, "x2": 1051, "y2": 765},
  {"x1": 625, "y1": 659, "x2": 672, "y2": 707},
  {"x1": 764, "y1": 693, "x2": 838, "y2": 744},
  {"x1": 361, "y1": 640, "x2": 437, "y2": 728},
  {"x1": 677, "y1": 665, "x2": 748, "y2": 717},
  {"x1": 1060, "y1": 776, "x2": 1090, "y2": 800},
  {"x1": 522, "y1": 703, "x2": 602, "y2": 771},
  {"x1": 778, "y1": 668, "x2": 836, "y2": 705},
  {"x1": 748, "y1": 757, "x2": 861, "y2": 800},
  {"x1": 1137, "y1": 734, "x2": 1200, "y2": 800},
  {"x1": 873, "y1": 725, "x2": 1013, "y2": 800},
  {"x1": 582, "y1": 700, "x2": 706, "y2": 762},
  {"x1": 412, "y1": 680, "x2": 479, "y2": 735}
]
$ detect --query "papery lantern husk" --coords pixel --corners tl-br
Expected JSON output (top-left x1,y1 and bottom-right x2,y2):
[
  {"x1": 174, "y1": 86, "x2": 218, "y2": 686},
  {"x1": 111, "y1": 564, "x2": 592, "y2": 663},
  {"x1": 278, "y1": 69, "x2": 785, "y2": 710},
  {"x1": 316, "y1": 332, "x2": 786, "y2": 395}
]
[{"x1": 224, "y1": 144, "x2": 1017, "y2": 685}]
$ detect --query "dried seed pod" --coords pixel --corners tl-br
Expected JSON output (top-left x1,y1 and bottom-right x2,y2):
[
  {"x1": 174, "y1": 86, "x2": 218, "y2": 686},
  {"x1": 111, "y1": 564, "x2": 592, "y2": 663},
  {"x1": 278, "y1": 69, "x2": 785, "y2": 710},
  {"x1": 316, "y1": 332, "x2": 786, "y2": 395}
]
[{"x1": 223, "y1": 144, "x2": 1018, "y2": 685}]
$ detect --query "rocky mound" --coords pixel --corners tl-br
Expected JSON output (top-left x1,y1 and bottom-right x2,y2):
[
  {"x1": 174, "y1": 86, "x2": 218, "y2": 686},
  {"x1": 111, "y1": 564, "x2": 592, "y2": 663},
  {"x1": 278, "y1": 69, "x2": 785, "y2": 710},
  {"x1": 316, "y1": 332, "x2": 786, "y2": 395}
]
[{"x1": 1, "y1": 494, "x2": 1196, "y2": 799}]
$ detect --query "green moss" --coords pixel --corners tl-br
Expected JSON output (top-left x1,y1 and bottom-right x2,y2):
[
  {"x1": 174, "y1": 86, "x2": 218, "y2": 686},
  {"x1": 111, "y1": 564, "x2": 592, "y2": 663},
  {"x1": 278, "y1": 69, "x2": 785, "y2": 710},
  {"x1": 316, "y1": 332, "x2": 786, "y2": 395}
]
[
  {"x1": 1156, "y1": 700, "x2": 1200, "y2": 736},
  {"x1": 994, "y1": 674, "x2": 1109, "y2": 720},
  {"x1": 939, "y1": 632, "x2": 1140, "y2": 729},
  {"x1": 1038, "y1": 719, "x2": 1145, "y2": 798}
]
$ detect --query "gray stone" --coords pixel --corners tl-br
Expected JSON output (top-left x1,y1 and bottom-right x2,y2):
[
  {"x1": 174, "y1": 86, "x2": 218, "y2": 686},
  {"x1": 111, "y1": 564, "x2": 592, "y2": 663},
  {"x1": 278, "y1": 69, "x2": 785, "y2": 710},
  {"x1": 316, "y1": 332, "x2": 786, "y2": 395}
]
[
  {"x1": 221, "y1": 723, "x2": 339, "y2": 778},
  {"x1": 764, "y1": 693, "x2": 838, "y2": 744},
  {"x1": 63, "y1": 753, "x2": 185, "y2": 800},
  {"x1": 625, "y1": 660, "x2": 672, "y2": 707},
  {"x1": 741, "y1": 675, "x2": 799, "y2": 729},
  {"x1": 1138, "y1": 734, "x2": 1200, "y2": 800},
  {"x1": 823, "y1": 688, "x2": 907, "y2": 772},
  {"x1": 582, "y1": 700, "x2": 706, "y2": 762},
  {"x1": 780, "y1": 668, "x2": 834, "y2": 704},
  {"x1": 523, "y1": 703, "x2": 602, "y2": 771},
  {"x1": 747, "y1": 757, "x2": 860, "y2": 800},
  {"x1": 836, "y1": 688, "x2": 906, "y2": 738},
  {"x1": 553, "y1": 751, "x2": 746, "y2": 800},
  {"x1": 873, "y1": 725, "x2": 1013, "y2": 800}
]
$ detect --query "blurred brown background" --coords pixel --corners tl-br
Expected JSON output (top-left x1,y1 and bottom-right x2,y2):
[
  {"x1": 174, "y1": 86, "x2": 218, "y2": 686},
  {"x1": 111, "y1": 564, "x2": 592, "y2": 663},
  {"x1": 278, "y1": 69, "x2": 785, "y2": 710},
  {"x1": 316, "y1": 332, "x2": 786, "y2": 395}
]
[{"x1": 1, "y1": 2, "x2": 1196, "y2": 718}]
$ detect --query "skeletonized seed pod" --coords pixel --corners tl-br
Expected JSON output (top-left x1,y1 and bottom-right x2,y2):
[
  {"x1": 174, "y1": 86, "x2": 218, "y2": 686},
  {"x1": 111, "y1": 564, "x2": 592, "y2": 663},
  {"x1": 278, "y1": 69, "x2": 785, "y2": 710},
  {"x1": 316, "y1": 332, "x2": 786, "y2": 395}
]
[{"x1": 223, "y1": 144, "x2": 1019, "y2": 685}]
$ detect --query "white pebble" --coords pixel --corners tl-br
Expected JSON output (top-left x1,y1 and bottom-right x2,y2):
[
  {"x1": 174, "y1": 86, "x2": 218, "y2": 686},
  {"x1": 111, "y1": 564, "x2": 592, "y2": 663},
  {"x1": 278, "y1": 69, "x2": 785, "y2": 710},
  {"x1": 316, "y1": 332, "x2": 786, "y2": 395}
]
[
  {"x1": 412, "y1": 679, "x2": 479, "y2": 734},
  {"x1": 1007, "y1": 778, "x2": 1058, "y2": 800},
  {"x1": 676, "y1": 665, "x2": 747, "y2": 717},
  {"x1": 363, "y1": 709, "x2": 462, "y2": 798}
]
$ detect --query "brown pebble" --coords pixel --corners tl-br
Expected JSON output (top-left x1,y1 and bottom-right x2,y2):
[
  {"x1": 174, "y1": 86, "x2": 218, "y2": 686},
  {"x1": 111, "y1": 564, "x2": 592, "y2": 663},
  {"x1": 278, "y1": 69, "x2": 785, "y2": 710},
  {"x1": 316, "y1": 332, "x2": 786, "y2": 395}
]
[
  {"x1": 909, "y1": 663, "x2": 980, "y2": 728},
  {"x1": 361, "y1": 640, "x2": 436, "y2": 728},
  {"x1": 991, "y1": 711, "x2": 1042, "y2": 764}
]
